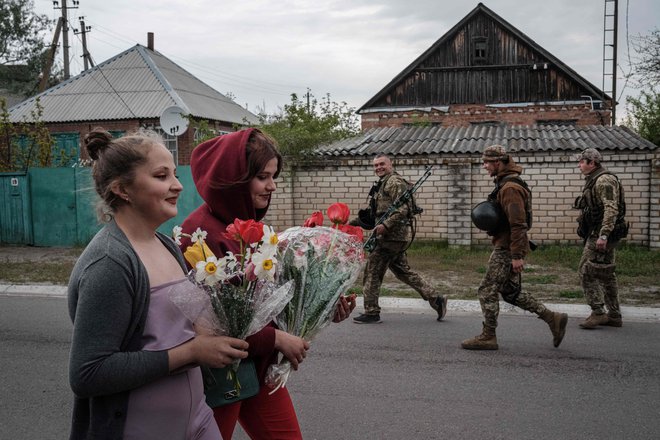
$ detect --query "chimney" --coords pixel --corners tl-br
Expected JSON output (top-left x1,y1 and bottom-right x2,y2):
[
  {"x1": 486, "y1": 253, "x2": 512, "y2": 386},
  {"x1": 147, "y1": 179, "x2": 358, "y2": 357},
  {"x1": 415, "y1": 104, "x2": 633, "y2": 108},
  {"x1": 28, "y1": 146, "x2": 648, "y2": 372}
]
[{"x1": 147, "y1": 32, "x2": 154, "y2": 51}]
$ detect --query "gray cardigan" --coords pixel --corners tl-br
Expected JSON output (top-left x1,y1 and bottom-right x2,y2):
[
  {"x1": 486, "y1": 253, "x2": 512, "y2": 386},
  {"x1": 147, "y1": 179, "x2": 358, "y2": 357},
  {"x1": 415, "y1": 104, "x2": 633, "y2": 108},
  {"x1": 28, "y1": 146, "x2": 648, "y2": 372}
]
[{"x1": 67, "y1": 220, "x2": 188, "y2": 440}]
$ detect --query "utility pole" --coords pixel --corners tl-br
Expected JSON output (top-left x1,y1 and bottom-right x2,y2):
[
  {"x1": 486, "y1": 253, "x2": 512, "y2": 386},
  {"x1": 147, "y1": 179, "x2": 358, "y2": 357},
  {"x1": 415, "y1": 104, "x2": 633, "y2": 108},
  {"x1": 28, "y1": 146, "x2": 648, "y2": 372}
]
[
  {"x1": 53, "y1": 0, "x2": 80, "y2": 80},
  {"x1": 38, "y1": 17, "x2": 63, "y2": 92},
  {"x1": 602, "y1": 0, "x2": 618, "y2": 125},
  {"x1": 74, "y1": 17, "x2": 94, "y2": 71}
]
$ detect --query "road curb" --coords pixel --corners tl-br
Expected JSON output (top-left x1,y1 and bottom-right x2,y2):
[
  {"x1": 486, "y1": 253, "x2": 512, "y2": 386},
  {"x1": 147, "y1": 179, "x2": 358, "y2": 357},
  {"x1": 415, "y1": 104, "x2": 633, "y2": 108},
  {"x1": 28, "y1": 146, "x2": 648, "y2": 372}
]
[
  {"x1": 360, "y1": 297, "x2": 660, "y2": 322},
  {"x1": 2, "y1": 284, "x2": 659, "y2": 321},
  {"x1": 0, "y1": 283, "x2": 67, "y2": 298}
]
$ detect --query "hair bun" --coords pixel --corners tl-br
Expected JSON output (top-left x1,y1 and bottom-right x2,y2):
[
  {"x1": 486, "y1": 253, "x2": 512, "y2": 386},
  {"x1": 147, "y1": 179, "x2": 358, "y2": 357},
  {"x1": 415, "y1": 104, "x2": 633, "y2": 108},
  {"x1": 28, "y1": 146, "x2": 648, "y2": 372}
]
[{"x1": 84, "y1": 128, "x2": 113, "y2": 160}]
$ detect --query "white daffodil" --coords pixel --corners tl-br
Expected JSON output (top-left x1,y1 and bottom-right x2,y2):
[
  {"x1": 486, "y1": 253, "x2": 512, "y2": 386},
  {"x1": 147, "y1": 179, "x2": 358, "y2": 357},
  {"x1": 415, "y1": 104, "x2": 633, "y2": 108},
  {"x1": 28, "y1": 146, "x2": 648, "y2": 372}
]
[
  {"x1": 191, "y1": 227, "x2": 208, "y2": 243},
  {"x1": 223, "y1": 252, "x2": 239, "y2": 272},
  {"x1": 251, "y1": 250, "x2": 277, "y2": 282},
  {"x1": 242, "y1": 247, "x2": 253, "y2": 270},
  {"x1": 261, "y1": 224, "x2": 279, "y2": 251},
  {"x1": 172, "y1": 225, "x2": 183, "y2": 245},
  {"x1": 195, "y1": 256, "x2": 224, "y2": 284}
]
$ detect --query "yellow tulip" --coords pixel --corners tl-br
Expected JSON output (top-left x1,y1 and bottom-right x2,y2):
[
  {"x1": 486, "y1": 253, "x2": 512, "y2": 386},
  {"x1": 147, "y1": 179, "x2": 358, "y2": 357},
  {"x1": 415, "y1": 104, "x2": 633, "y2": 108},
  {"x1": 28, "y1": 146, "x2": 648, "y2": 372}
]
[{"x1": 184, "y1": 241, "x2": 215, "y2": 267}]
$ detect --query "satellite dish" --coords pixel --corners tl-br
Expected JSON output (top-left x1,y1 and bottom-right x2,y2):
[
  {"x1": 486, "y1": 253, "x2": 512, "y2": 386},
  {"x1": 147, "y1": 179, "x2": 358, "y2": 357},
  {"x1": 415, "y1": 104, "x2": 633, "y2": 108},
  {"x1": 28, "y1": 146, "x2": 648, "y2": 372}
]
[{"x1": 159, "y1": 105, "x2": 189, "y2": 136}]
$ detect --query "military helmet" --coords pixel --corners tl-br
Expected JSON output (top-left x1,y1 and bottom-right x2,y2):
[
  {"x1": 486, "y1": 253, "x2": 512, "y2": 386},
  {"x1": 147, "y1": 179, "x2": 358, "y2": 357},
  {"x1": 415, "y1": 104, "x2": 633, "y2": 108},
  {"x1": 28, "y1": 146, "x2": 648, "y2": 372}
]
[
  {"x1": 471, "y1": 200, "x2": 508, "y2": 233},
  {"x1": 357, "y1": 208, "x2": 376, "y2": 230}
]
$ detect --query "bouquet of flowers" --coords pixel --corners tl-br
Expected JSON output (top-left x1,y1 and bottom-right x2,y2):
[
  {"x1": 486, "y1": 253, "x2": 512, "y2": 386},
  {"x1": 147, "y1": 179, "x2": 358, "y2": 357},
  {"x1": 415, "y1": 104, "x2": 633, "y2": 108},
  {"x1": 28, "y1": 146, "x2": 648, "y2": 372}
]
[
  {"x1": 170, "y1": 219, "x2": 294, "y2": 391},
  {"x1": 265, "y1": 203, "x2": 365, "y2": 393}
]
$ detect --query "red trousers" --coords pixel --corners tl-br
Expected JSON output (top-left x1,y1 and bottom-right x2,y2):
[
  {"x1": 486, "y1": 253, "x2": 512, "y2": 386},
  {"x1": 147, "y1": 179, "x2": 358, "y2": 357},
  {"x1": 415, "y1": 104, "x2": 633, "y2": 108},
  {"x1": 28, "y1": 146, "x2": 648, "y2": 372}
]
[{"x1": 213, "y1": 386, "x2": 302, "y2": 440}]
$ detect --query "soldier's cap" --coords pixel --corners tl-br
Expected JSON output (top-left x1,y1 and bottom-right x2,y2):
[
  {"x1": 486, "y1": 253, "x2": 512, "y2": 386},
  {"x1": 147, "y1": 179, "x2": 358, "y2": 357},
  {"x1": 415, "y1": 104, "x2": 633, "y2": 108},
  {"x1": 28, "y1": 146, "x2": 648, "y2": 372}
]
[
  {"x1": 576, "y1": 148, "x2": 602, "y2": 163},
  {"x1": 482, "y1": 145, "x2": 507, "y2": 162}
]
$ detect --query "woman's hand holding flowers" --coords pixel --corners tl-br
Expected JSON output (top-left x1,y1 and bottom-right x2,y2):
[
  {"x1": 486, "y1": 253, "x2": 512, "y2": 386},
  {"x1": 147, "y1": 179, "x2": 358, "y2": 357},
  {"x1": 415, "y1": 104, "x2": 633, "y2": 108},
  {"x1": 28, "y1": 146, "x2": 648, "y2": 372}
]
[
  {"x1": 332, "y1": 294, "x2": 357, "y2": 323},
  {"x1": 169, "y1": 335, "x2": 248, "y2": 371},
  {"x1": 274, "y1": 330, "x2": 310, "y2": 371}
]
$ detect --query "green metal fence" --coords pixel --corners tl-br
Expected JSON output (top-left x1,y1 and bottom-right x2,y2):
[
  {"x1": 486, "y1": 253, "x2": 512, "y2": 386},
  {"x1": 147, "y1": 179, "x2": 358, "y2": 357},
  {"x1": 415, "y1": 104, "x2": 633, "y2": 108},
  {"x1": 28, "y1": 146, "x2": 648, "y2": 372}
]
[
  {"x1": 0, "y1": 172, "x2": 32, "y2": 244},
  {"x1": 0, "y1": 166, "x2": 202, "y2": 247}
]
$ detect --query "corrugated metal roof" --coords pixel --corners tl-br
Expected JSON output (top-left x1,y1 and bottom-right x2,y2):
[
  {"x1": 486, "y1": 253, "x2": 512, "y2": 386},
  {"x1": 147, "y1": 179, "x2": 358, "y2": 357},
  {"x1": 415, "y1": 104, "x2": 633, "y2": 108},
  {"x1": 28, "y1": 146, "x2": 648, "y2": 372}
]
[
  {"x1": 8, "y1": 45, "x2": 258, "y2": 125},
  {"x1": 314, "y1": 125, "x2": 658, "y2": 157}
]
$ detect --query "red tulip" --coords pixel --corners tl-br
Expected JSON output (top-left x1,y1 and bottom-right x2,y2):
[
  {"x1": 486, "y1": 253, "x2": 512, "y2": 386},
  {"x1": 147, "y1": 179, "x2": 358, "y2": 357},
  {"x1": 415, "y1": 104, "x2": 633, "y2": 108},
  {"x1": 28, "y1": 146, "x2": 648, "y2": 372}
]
[
  {"x1": 327, "y1": 203, "x2": 350, "y2": 225},
  {"x1": 303, "y1": 211, "x2": 324, "y2": 227},
  {"x1": 223, "y1": 223, "x2": 240, "y2": 242},
  {"x1": 339, "y1": 224, "x2": 364, "y2": 242},
  {"x1": 223, "y1": 219, "x2": 264, "y2": 245}
]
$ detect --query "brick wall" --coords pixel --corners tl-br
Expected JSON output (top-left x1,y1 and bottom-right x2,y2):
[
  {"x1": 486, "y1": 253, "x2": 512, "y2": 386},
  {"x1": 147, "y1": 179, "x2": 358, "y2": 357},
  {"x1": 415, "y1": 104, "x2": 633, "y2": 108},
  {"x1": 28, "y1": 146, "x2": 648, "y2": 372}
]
[
  {"x1": 44, "y1": 118, "x2": 237, "y2": 165},
  {"x1": 360, "y1": 103, "x2": 611, "y2": 130},
  {"x1": 262, "y1": 150, "x2": 659, "y2": 249}
]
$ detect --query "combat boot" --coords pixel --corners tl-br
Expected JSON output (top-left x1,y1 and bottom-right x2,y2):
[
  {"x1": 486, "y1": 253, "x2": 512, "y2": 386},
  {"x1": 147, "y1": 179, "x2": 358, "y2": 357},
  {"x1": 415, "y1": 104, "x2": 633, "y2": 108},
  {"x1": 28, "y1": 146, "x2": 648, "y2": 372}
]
[
  {"x1": 461, "y1": 323, "x2": 498, "y2": 350},
  {"x1": 601, "y1": 313, "x2": 623, "y2": 327},
  {"x1": 430, "y1": 295, "x2": 448, "y2": 321},
  {"x1": 579, "y1": 312, "x2": 609, "y2": 329},
  {"x1": 539, "y1": 309, "x2": 568, "y2": 348}
]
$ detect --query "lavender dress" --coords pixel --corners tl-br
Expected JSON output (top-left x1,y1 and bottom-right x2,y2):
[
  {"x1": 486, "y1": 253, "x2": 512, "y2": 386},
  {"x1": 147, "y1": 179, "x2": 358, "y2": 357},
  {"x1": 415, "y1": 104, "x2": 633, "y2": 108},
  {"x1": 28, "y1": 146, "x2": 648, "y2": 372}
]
[{"x1": 123, "y1": 278, "x2": 220, "y2": 440}]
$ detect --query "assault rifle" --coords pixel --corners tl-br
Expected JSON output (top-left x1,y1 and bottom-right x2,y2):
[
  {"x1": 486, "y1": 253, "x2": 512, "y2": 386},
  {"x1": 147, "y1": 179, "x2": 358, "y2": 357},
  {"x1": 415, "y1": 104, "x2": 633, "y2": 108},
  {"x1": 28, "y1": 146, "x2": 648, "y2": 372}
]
[{"x1": 363, "y1": 165, "x2": 434, "y2": 252}]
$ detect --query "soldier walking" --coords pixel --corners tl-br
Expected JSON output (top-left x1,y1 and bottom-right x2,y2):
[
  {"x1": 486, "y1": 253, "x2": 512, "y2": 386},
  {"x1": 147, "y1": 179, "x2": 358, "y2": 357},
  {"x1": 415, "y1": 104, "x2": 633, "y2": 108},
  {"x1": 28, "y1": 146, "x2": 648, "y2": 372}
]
[
  {"x1": 574, "y1": 148, "x2": 628, "y2": 329},
  {"x1": 350, "y1": 154, "x2": 448, "y2": 324},
  {"x1": 462, "y1": 145, "x2": 568, "y2": 350}
]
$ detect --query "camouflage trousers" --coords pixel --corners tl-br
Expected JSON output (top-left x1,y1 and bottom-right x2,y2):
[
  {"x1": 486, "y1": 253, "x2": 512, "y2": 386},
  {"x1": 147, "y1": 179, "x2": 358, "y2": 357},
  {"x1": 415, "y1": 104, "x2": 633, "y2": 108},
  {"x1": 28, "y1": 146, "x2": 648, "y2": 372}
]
[
  {"x1": 362, "y1": 240, "x2": 439, "y2": 315},
  {"x1": 578, "y1": 237, "x2": 620, "y2": 317},
  {"x1": 478, "y1": 247, "x2": 547, "y2": 330}
]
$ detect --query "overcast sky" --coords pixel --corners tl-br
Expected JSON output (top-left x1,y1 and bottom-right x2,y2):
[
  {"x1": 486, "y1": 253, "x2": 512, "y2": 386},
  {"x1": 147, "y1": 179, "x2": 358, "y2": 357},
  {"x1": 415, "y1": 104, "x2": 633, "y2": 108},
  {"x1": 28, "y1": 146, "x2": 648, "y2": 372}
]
[{"x1": 37, "y1": 0, "x2": 658, "y2": 122}]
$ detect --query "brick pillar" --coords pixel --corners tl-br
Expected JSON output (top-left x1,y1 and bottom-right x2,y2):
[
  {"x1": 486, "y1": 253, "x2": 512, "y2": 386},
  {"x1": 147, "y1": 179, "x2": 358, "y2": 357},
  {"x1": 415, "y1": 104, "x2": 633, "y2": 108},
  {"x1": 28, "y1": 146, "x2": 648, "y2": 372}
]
[
  {"x1": 265, "y1": 165, "x2": 295, "y2": 231},
  {"x1": 650, "y1": 155, "x2": 660, "y2": 250},
  {"x1": 446, "y1": 162, "x2": 472, "y2": 246}
]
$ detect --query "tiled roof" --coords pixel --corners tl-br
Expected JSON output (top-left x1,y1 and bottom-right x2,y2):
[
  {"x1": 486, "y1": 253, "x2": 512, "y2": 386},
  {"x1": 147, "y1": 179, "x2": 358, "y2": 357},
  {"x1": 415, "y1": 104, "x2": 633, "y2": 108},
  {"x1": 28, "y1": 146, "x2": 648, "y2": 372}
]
[
  {"x1": 314, "y1": 125, "x2": 658, "y2": 157},
  {"x1": 8, "y1": 45, "x2": 258, "y2": 125}
]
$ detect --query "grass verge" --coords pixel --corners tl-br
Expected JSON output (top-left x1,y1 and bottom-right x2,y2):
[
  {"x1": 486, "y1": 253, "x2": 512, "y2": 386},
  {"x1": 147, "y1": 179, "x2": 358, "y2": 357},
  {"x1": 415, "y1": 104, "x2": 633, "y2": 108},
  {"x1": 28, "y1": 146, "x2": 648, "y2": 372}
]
[{"x1": 1, "y1": 242, "x2": 658, "y2": 305}]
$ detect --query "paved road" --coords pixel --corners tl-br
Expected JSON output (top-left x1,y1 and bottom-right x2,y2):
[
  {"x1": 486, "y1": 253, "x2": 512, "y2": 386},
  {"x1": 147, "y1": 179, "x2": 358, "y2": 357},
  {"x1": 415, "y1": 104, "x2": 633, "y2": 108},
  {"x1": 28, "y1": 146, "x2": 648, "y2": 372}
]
[{"x1": 2, "y1": 294, "x2": 660, "y2": 439}]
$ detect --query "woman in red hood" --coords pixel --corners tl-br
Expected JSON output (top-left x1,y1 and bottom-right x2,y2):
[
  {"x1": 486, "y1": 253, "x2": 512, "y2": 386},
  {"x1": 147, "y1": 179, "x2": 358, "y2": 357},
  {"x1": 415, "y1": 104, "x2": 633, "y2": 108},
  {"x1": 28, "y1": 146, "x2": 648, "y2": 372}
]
[{"x1": 180, "y1": 129, "x2": 352, "y2": 439}]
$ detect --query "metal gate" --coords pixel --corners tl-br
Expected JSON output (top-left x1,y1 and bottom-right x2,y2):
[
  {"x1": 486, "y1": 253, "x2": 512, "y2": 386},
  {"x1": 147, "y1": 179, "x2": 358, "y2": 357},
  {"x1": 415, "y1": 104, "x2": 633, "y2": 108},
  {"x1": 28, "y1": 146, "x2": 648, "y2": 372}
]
[{"x1": 0, "y1": 173, "x2": 33, "y2": 244}]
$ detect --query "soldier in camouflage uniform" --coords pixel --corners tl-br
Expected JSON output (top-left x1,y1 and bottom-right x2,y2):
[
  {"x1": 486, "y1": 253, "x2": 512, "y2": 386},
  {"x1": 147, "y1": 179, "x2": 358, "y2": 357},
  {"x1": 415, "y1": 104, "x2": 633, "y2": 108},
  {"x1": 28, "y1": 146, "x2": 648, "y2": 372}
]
[
  {"x1": 461, "y1": 145, "x2": 568, "y2": 350},
  {"x1": 351, "y1": 154, "x2": 448, "y2": 324},
  {"x1": 575, "y1": 148, "x2": 627, "y2": 329}
]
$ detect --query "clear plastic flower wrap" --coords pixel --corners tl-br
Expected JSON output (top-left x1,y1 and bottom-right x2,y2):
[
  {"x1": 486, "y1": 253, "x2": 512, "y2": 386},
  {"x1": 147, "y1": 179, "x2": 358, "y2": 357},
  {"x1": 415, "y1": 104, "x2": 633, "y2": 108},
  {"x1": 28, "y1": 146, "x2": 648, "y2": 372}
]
[
  {"x1": 166, "y1": 276, "x2": 294, "y2": 341},
  {"x1": 265, "y1": 225, "x2": 365, "y2": 393},
  {"x1": 169, "y1": 220, "x2": 294, "y2": 391}
]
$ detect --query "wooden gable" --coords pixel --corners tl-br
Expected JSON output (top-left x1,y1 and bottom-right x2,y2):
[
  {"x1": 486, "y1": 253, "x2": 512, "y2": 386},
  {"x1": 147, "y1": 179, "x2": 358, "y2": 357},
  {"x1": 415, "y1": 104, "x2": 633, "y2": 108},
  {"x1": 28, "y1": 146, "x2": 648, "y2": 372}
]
[{"x1": 359, "y1": 3, "x2": 609, "y2": 112}]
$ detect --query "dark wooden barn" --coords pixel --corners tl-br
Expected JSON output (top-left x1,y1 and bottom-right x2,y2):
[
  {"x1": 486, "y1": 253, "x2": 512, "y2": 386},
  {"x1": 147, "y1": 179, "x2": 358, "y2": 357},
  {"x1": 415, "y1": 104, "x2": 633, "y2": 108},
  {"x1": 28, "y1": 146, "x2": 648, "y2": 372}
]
[{"x1": 359, "y1": 3, "x2": 612, "y2": 130}]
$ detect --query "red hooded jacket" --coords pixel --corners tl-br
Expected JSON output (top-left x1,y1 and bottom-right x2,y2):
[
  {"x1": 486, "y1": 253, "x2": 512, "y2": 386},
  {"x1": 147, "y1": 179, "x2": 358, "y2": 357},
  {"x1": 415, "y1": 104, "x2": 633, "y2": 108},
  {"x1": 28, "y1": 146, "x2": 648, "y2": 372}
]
[{"x1": 179, "y1": 129, "x2": 277, "y2": 380}]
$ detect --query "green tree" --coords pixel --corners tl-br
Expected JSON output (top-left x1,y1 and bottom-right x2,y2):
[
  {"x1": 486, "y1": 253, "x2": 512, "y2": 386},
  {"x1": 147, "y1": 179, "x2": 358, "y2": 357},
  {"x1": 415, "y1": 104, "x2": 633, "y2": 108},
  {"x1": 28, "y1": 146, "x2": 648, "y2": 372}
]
[
  {"x1": 254, "y1": 91, "x2": 359, "y2": 157},
  {"x1": 0, "y1": 96, "x2": 56, "y2": 170},
  {"x1": 629, "y1": 29, "x2": 660, "y2": 88},
  {"x1": 0, "y1": 97, "x2": 18, "y2": 170},
  {"x1": 622, "y1": 29, "x2": 660, "y2": 146},
  {"x1": 0, "y1": 0, "x2": 55, "y2": 97},
  {"x1": 624, "y1": 90, "x2": 660, "y2": 146},
  {"x1": 184, "y1": 115, "x2": 218, "y2": 145}
]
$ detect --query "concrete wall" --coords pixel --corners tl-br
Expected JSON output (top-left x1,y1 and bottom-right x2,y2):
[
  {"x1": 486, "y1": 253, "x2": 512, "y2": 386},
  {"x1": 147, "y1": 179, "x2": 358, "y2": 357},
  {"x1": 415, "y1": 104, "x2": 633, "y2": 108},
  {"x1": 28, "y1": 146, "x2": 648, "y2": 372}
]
[{"x1": 262, "y1": 150, "x2": 659, "y2": 249}]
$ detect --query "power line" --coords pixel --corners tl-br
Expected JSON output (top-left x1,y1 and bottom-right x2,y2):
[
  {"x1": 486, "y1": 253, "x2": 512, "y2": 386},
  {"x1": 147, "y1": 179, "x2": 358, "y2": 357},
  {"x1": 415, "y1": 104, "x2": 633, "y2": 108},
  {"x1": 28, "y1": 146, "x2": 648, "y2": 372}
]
[
  {"x1": 50, "y1": 6, "x2": 306, "y2": 112},
  {"x1": 84, "y1": 21, "x2": 305, "y2": 93},
  {"x1": 617, "y1": 0, "x2": 632, "y2": 102}
]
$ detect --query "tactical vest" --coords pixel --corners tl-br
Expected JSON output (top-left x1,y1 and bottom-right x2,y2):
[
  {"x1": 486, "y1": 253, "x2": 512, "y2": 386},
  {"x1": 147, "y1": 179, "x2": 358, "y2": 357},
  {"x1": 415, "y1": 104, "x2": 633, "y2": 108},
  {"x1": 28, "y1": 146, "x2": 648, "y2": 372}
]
[
  {"x1": 370, "y1": 172, "x2": 422, "y2": 219},
  {"x1": 487, "y1": 175, "x2": 533, "y2": 230},
  {"x1": 575, "y1": 168, "x2": 628, "y2": 241}
]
